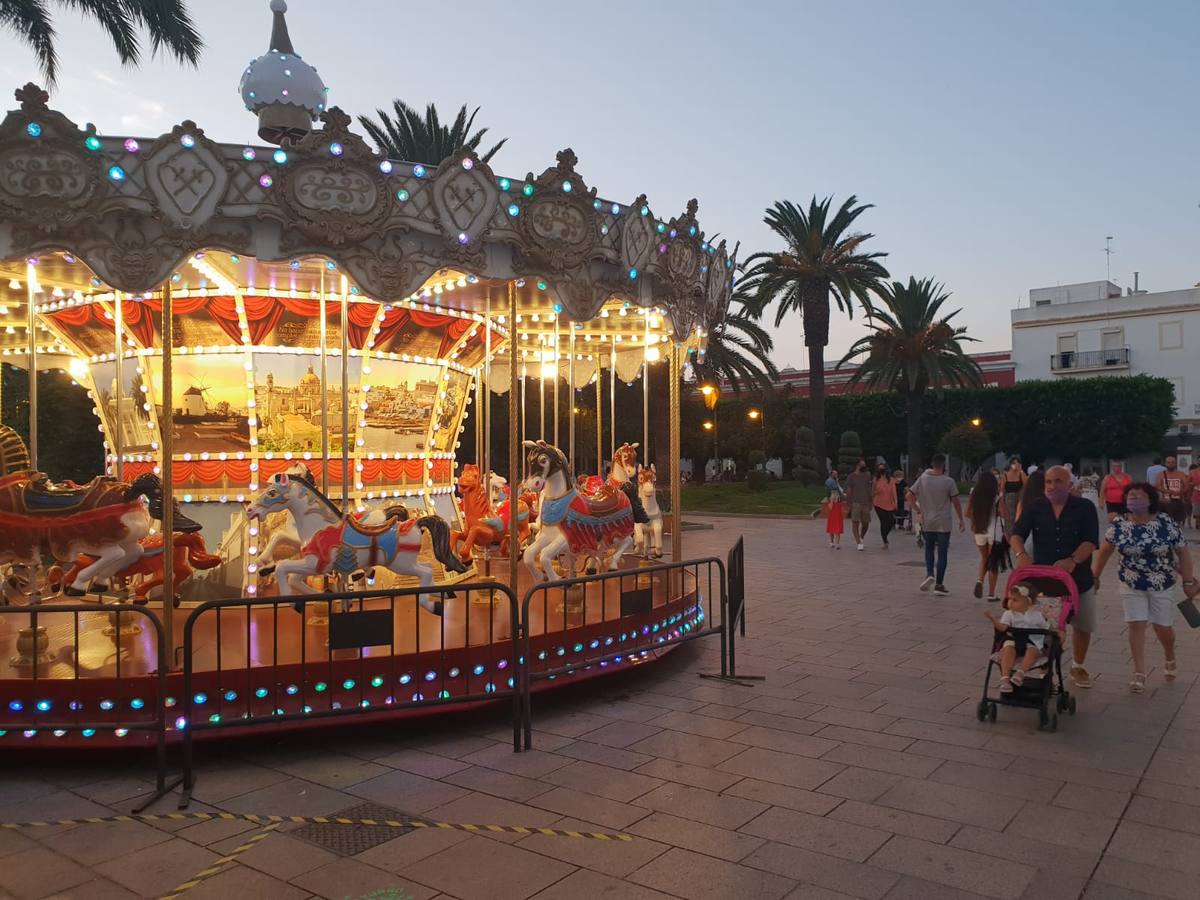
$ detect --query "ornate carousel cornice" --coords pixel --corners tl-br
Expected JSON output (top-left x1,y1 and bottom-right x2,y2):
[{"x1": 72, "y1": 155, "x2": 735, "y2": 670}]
[{"x1": 0, "y1": 84, "x2": 735, "y2": 342}]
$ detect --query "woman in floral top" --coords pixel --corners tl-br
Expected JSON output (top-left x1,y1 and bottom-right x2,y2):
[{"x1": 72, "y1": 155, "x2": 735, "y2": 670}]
[{"x1": 1094, "y1": 482, "x2": 1198, "y2": 693}]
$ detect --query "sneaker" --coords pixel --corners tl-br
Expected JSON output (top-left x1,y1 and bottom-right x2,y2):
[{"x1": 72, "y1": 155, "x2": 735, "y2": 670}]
[
  {"x1": 987, "y1": 594, "x2": 1000, "y2": 602},
  {"x1": 933, "y1": 584, "x2": 949, "y2": 595},
  {"x1": 1070, "y1": 664, "x2": 1092, "y2": 689},
  {"x1": 857, "y1": 543, "x2": 864, "y2": 551},
  {"x1": 1011, "y1": 669, "x2": 1025, "y2": 687},
  {"x1": 973, "y1": 581, "x2": 983, "y2": 599},
  {"x1": 920, "y1": 576, "x2": 934, "y2": 592},
  {"x1": 882, "y1": 540, "x2": 889, "y2": 549},
  {"x1": 999, "y1": 677, "x2": 1013, "y2": 694}
]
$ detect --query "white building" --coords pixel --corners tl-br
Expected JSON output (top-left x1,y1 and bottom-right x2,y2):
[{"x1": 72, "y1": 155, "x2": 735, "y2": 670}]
[{"x1": 1011, "y1": 279, "x2": 1200, "y2": 454}]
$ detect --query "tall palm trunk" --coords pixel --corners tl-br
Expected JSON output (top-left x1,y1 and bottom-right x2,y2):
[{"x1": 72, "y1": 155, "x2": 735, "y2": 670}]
[
  {"x1": 905, "y1": 390, "x2": 923, "y2": 479},
  {"x1": 802, "y1": 284, "x2": 831, "y2": 477}
]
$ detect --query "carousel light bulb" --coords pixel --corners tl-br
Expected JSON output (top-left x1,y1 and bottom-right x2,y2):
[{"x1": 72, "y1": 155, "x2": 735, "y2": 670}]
[{"x1": 6, "y1": 280, "x2": 18, "y2": 289}]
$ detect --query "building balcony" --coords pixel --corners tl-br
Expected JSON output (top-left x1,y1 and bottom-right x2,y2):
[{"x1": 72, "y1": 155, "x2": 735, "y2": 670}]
[{"x1": 1050, "y1": 347, "x2": 1131, "y2": 373}]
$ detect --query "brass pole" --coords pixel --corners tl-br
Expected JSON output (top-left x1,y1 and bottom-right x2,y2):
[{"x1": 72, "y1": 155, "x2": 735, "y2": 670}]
[
  {"x1": 507, "y1": 282, "x2": 519, "y2": 591},
  {"x1": 568, "y1": 328, "x2": 575, "y2": 471},
  {"x1": 552, "y1": 315, "x2": 559, "y2": 448},
  {"x1": 113, "y1": 291, "x2": 123, "y2": 481},
  {"x1": 25, "y1": 263, "x2": 36, "y2": 471},
  {"x1": 161, "y1": 280, "x2": 175, "y2": 663},
  {"x1": 539, "y1": 350, "x2": 545, "y2": 440},
  {"x1": 609, "y1": 340, "x2": 616, "y2": 461},
  {"x1": 520, "y1": 360, "x2": 527, "y2": 444},
  {"x1": 483, "y1": 292, "x2": 491, "y2": 504},
  {"x1": 340, "y1": 276, "x2": 349, "y2": 510},
  {"x1": 319, "y1": 269, "x2": 329, "y2": 496},
  {"x1": 669, "y1": 342, "x2": 682, "y2": 561},
  {"x1": 595, "y1": 364, "x2": 602, "y2": 477},
  {"x1": 643, "y1": 314, "x2": 651, "y2": 457}
]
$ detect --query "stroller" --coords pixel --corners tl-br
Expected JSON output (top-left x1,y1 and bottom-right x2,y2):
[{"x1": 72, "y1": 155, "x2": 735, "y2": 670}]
[{"x1": 977, "y1": 565, "x2": 1078, "y2": 732}]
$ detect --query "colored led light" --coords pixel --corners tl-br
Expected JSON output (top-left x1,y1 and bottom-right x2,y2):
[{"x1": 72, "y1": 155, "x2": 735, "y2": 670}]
[
  {"x1": 255, "y1": 687, "x2": 269, "y2": 699},
  {"x1": 472, "y1": 664, "x2": 485, "y2": 676},
  {"x1": 82, "y1": 728, "x2": 95, "y2": 738},
  {"x1": 242, "y1": 147, "x2": 257, "y2": 161},
  {"x1": 342, "y1": 679, "x2": 356, "y2": 690},
  {"x1": 192, "y1": 693, "x2": 206, "y2": 705},
  {"x1": 498, "y1": 177, "x2": 511, "y2": 191},
  {"x1": 259, "y1": 174, "x2": 274, "y2": 188},
  {"x1": 130, "y1": 698, "x2": 145, "y2": 709},
  {"x1": 522, "y1": 183, "x2": 534, "y2": 196},
  {"x1": 396, "y1": 189, "x2": 409, "y2": 202},
  {"x1": 507, "y1": 203, "x2": 519, "y2": 217},
  {"x1": 7, "y1": 701, "x2": 21, "y2": 712},
  {"x1": 329, "y1": 142, "x2": 344, "y2": 156},
  {"x1": 26, "y1": 122, "x2": 41, "y2": 137},
  {"x1": 285, "y1": 684, "x2": 299, "y2": 695},
  {"x1": 413, "y1": 164, "x2": 426, "y2": 177},
  {"x1": 314, "y1": 681, "x2": 328, "y2": 692},
  {"x1": 273, "y1": 149, "x2": 288, "y2": 164},
  {"x1": 180, "y1": 134, "x2": 195, "y2": 148},
  {"x1": 379, "y1": 160, "x2": 393, "y2": 174},
  {"x1": 370, "y1": 676, "x2": 384, "y2": 688},
  {"x1": 424, "y1": 671, "x2": 437, "y2": 682},
  {"x1": 222, "y1": 691, "x2": 237, "y2": 702},
  {"x1": 108, "y1": 165, "x2": 126, "y2": 182},
  {"x1": 84, "y1": 135, "x2": 102, "y2": 151}
]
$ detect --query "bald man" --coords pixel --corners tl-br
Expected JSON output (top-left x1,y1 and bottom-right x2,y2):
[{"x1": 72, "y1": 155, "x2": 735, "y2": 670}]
[{"x1": 1010, "y1": 465, "x2": 1100, "y2": 688}]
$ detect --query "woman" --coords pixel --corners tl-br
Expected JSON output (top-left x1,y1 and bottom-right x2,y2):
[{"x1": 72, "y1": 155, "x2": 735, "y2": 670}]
[
  {"x1": 1094, "y1": 482, "x2": 1199, "y2": 692},
  {"x1": 1099, "y1": 461, "x2": 1132, "y2": 523},
  {"x1": 966, "y1": 469, "x2": 1006, "y2": 600},
  {"x1": 872, "y1": 464, "x2": 897, "y2": 548},
  {"x1": 1001, "y1": 457, "x2": 1026, "y2": 536},
  {"x1": 1015, "y1": 469, "x2": 1045, "y2": 523},
  {"x1": 823, "y1": 469, "x2": 845, "y2": 549}
]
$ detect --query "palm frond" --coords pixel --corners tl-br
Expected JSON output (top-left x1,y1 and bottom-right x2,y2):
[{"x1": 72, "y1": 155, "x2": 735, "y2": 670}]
[{"x1": 359, "y1": 99, "x2": 508, "y2": 167}]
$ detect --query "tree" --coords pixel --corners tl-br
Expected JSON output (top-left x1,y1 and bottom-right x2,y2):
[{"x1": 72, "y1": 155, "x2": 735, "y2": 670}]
[
  {"x1": 2, "y1": 364, "x2": 103, "y2": 482},
  {"x1": 837, "y1": 430, "x2": 863, "y2": 472},
  {"x1": 2, "y1": 0, "x2": 202, "y2": 88},
  {"x1": 793, "y1": 426, "x2": 819, "y2": 485},
  {"x1": 940, "y1": 424, "x2": 992, "y2": 474},
  {"x1": 740, "y1": 196, "x2": 888, "y2": 477},
  {"x1": 692, "y1": 301, "x2": 779, "y2": 392},
  {"x1": 359, "y1": 100, "x2": 506, "y2": 167},
  {"x1": 838, "y1": 277, "x2": 983, "y2": 476}
]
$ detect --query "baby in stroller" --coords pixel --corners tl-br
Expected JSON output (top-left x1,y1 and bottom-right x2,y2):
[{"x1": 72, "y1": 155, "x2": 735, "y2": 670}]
[{"x1": 977, "y1": 565, "x2": 1078, "y2": 730}]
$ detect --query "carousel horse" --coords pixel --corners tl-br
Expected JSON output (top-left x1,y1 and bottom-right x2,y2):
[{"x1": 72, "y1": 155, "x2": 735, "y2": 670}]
[
  {"x1": 0, "y1": 425, "x2": 194, "y2": 597},
  {"x1": 450, "y1": 464, "x2": 529, "y2": 561},
  {"x1": 635, "y1": 465, "x2": 664, "y2": 558},
  {"x1": 52, "y1": 531, "x2": 222, "y2": 606},
  {"x1": 520, "y1": 440, "x2": 634, "y2": 583},
  {"x1": 245, "y1": 472, "x2": 468, "y2": 613}
]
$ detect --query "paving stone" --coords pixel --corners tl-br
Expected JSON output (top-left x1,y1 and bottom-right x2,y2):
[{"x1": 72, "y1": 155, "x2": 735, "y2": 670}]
[
  {"x1": 40, "y1": 818, "x2": 169, "y2": 866},
  {"x1": 0, "y1": 845, "x2": 94, "y2": 899},
  {"x1": 725, "y1": 778, "x2": 843, "y2": 816},
  {"x1": 402, "y1": 834, "x2": 575, "y2": 900},
  {"x1": 514, "y1": 814, "x2": 670, "y2": 876},
  {"x1": 868, "y1": 835, "x2": 1036, "y2": 899},
  {"x1": 821, "y1": 744, "x2": 941, "y2": 779},
  {"x1": 444, "y1": 764, "x2": 557, "y2": 802},
  {"x1": 181, "y1": 863, "x2": 310, "y2": 900},
  {"x1": 830, "y1": 800, "x2": 960, "y2": 843},
  {"x1": 348, "y1": 768, "x2": 471, "y2": 813},
  {"x1": 530, "y1": 785, "x2": 652, "y2": 830},
  {"x1": 814, "y1": 725, "x2": 914, "y2": 752},
  {"x1": 719, "y1": 746, "x2": 844, "y2": 791},
  {"x1": 628, "y1": 810, "x2": 764, "y2": 862},
  {"x1": 373, "y1": 747, "x2": 474, "y2": 778},
  {"x1": 741, "y1": 806, "x2": 891, "y2": 862},
  {"x1": 744, "y1": 840, "x2": 900, "y2": 899},
  {"x1": 93, "y1": 837, "x2": 220, "y2": 898},
  {"x1": 529, "y1": 868, "x2": 681, "y2": 900},
  {"x1": 542, "y1": 759, "x2": 665, "y2": 803},
  {"x1": 633, "y1": 757, "x2": 744, "y2": 792},
  {"x1": 949, "y1": 825, "x2": 1100, "y2": 876},
  {"x1": 1053, "y1": 781, "x2": 1131, "y2": 818},
  {"x1": 1124, "y1": 794, "x2": 1200, "y2": 836},
  {"x1": 554, "y1": 740, "x2": 656, "y2": 770},
  {"x1": 634, "y1": 782, "x2": 768, "y2": 830},
  {"x1": 817, "y1": 767, "x2": 903, "y2": 803},
  {"x1": 579, "y1": 719, "x2": 663, "y2": 748},
  {"x1": 729, "y1": 725, "x2": 842, "y2": 757},
  {"x1": 1107, "y1": 819, "x2": 1200, "y2": 875},
  {"x1": 1090, "y1": 852, "x2": 1200, "y2": 900},
  {"x1": 460, "y1": 742, "x2": 572, "y2": 778},
  {"x1": 876, "y1": 779, "x2": 1024, "y2": 831},
  {"x1": 209, "y1": 830, "x2": 339, "y2": 880},
  {"x1": 629, "y1": 846, "x2": 796, "y2": 900},
  {"x1": 882, "y1": 876, "x2": 992, "y2": 899},
  {"x1": 627, "y1": 730, "x2": 747, "y2": 767},
  {"x1": 291, "y1": 856, "x2": 438, "y2": 900}
]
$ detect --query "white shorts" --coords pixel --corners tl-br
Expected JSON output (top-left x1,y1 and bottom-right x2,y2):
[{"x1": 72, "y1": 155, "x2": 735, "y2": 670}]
[
  {"x1": 1119, "y1": 583, "x2": 1176, "y2": 627},
  {"x1": 973, "y1": 532, "x2": 989, "y2": 547}
]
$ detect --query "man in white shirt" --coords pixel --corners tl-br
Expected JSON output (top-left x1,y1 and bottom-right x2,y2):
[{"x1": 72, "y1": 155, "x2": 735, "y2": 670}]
[
  {"x1": 1146, "y1": 457, "x2": 1166, "y2": 489},
  {"x1": 906, "y1": 454, "x2": 965, "y2": 595}
]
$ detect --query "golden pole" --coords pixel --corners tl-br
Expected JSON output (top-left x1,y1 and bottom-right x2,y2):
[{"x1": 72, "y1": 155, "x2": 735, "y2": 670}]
[
  {"x1": 553, "y1": 315, "x2": 559, "y2": 448},
  {"x1": 643, "y1": 314, "x2": 651, "y2": 456},
  {"x1": 595, "y1": 365, "x2": 602, "y2": 477},
  {"x1": 669, "y1": 342, "x2": 682, "y2": 562},
  {"x1": 161, "y1": 279, "x2": 175, "y2": 663},
  {"x1": 568, "y1": 328, "x2": 575, "y2": 471},
  {"x1": 609, "y1": 340, "x2": 616, "y2": 461},
  {"x1": 25, "y1": 264, "x2": 37, "y2": 471},
  {"x1": 483, "y1": 291, "x2": 491, "y2": 503},
  {"x1": 507, "y1": 282, "x2": 519, "y2": 590},
  {"x1": 340, "y1": 276, "x2": 349, "y2": 510},
  {"x1": 319, "y1": 269, "x2": 329, "y2": 496},
  {"x1": 113, "y1": 291, "x2": 123, "y2": 481},
  {"x1": 539, "y1": 349, "x2": 545, "y2": 440}
]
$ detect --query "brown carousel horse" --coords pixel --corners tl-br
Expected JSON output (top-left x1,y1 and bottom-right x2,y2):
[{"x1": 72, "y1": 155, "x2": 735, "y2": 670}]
[
  {"x1": 0, "y1": 425, "x2": 194, "y2": 597},
  {"x1": 450, "y1": 464, "x2": 530, "y2": 561},
  {"x1": 51, "y1": 531, "x2": 222, "y2": 606}
]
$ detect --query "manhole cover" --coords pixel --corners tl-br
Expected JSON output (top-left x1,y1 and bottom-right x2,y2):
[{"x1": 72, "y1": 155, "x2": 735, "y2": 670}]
[{"x1": 291, "y1": 801, "x2": 415, "y2": 856}]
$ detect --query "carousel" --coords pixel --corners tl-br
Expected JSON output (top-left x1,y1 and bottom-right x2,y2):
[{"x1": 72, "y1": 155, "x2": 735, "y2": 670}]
[{"x1": 0, "y1": 1, "x2": 735, "y2": 749}]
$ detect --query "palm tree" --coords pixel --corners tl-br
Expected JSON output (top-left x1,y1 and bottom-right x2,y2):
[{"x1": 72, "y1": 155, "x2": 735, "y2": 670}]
[
  {"x1": 358, "y1": 100, "x2": 506, "y2": 167},
  {"x1": 740, "y1": 196, "x2": 888, "y2": 476},
  {"x1": 692, "y1": 302, "x2": 779, "y2": 392},
  {"x1": 1, "y1": 0, "x2": 202, "y2": 88},
  {"x1": 838, "y1": 277, "x2": 983, "y2": 477}
]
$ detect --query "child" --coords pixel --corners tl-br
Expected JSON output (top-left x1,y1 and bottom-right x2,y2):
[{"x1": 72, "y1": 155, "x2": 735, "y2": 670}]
[
  {"x1": 983, "y1": 582, "x2": 1052, "y2": 693},
  {"x1": 824, "y1": 469, "x2": 845, "y2": 549}
]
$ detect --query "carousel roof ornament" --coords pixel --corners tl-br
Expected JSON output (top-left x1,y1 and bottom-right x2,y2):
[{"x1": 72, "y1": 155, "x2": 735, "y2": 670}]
[{"x1": 239, "y1": 0, "x2": 328, "y2": 145}]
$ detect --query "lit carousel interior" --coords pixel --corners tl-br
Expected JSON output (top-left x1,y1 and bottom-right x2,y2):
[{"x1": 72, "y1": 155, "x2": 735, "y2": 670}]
[{"x1": 0, "y1": 1, "x2": 736, "y2": 751}]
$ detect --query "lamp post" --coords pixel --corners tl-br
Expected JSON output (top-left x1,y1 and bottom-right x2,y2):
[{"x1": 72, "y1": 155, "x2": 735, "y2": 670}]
[
  {"x1": 748, "y1": 407, "x2": 765, "y2": 469},
  {"x1": 700, "y1": 383, "x2": 719, "y2": 481}
]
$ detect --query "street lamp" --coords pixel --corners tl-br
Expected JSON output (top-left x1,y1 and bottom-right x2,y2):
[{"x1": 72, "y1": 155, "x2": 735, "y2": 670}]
[
  {"x1": 699, "y1": 384, "x2": 720, "y2": 479},
  {"x1": 970, "y1": 416, "x2": 982, "y2": 428},
  {"x1": 702, "y1": 421, "x2": 714, "y2": 430}
]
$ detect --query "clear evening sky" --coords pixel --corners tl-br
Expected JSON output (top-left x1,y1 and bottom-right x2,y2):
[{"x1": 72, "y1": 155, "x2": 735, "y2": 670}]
[{"x1": 2, "y1": 0, "x2": 1196, "y2": 370}]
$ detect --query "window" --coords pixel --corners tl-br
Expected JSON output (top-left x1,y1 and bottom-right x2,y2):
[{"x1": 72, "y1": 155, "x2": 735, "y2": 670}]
[
  {"x1": 1034, "y1": 299, "x2": 1051, "y2": 307},
  {"x1": 1056, "y1": 334, "x2": 1077, "y2": 354},
  {"x1": 1101, "y1": 328, "x2": 1124, "y2": 350},
  {"x1": 1159, "y1": 321, "x2": 1183, "y2": 350}
]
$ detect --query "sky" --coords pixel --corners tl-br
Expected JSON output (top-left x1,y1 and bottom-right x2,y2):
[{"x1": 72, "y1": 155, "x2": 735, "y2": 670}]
[{"x1": 2, "y1": 0, "x2": 1197, "y2": 370}]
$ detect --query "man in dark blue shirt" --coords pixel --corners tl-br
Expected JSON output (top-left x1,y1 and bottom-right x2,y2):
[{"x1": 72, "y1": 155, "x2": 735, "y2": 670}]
[{"x1": 1010, "y1": 465, "x2": 1099, "y2": 688}]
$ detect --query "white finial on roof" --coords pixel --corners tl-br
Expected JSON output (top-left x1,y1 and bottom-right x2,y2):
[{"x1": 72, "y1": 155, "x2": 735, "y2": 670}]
[{"x1": 239, "y1": 0, "x2": 327, "y2": 145}]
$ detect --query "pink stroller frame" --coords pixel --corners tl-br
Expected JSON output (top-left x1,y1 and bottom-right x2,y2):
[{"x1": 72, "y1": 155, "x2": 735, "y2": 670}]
[{"x1": 977, "y1": 565, "x2": 1079, "y2": 731}]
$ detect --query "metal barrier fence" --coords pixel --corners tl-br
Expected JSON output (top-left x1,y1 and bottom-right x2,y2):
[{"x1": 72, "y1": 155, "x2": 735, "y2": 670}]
[
  {"x1": 518, "y1": 556, "x2": 727, "y2": 749},
  {"x1": 0, "y1": 603, "x2": 177, "y2": 810},
  {"x1": 727, "y1": 537, "x2": 746, "y2": 674},
  {"x1": 180, "y1": 581, "x2": 521, "y2": 805}
]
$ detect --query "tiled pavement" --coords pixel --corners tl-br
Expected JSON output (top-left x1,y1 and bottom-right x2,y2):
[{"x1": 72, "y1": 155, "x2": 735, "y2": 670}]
[{"x1": 2, "y1": 515, "x2": 1200, "y2": 899}]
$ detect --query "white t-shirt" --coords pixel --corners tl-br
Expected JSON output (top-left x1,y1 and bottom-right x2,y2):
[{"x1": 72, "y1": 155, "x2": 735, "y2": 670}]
[{"x1": 1001, "y1": 608, "x2": 1048, "y2": 650}]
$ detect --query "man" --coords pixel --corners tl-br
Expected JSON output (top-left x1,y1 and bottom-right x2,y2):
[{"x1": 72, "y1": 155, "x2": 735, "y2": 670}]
[
  {"x1": 1010, "y1": 465, "x2": 1099, "y2": 688},
  {"x1": 906, "y1": 454, "x2": 964, "y2": 594},
  {"x1": 845, "y1": 458, "x2": 873, "y2": 551},
  {"x1": 1157, "y1": 456, "x2": 1189, "y2": 525},
  {"x1": 1146, "y1": 457, "x2": 1166, "y2": 489}
]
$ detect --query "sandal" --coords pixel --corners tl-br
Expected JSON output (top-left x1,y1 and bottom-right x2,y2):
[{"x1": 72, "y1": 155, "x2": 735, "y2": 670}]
[
  {"x1": 1130, "y1": 672, "x2": 1146, "y2": 693},
  {"x1": 1165, "y1": 659, "x2": 1178, "y2": 683},
  {"x1": 999, "y1": 676, "x2": 1013, "y2": 694},
  {"x1": 1011, "y1": 669, "x2": 1026, "y2": 687}
]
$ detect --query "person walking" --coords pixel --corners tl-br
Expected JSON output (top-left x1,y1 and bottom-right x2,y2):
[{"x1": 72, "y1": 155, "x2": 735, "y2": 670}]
[
  {"x1": 845, "y1": 459, "x2": 873, "y2": 551},
  {"x1": 823, "y1": 470, "x2": 846, "y2": 549},
  {"x1": 1001, "y1": 457, "x2": 1026, "y2": 536},
  {"x1": 1093, "y1": 482, "x2": 1198, "y2": 692},
  {"x1": 967, "y1": 469, "x2": 1004, "y2": 600},
  {"x1": 1010, "y1": 465, "x2": 1099, "y2": 689},
  {"x1": 872, "y1": 464, "x2": 897, "y2": 548},
  {"x1": 1146, "y1": 457, "x2": 1166, "y2": 489},
  {"x1": 1190, "y1": 462, "x2": 1200, "y2": 530},
  {"x1": 894, "y1": 469, "x2": 910, "y2": 532},
  {"x1": 1157, "y1": 456, "x2": 1189, "y2": 526},
  {"x1": 1015, "y1": 469, "x2": 1045, "y2": 523},
  {"x1": 907, "y1": 454, "x2": 964, "y2": 594},
  {"x1": 1100, "y1": 461, "x2": 1132, "y2": 522}
]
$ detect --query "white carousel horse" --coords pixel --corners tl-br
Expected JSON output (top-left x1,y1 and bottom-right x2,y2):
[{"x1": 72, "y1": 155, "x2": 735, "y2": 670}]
[
  {"x1": 520, "y1": 440, "x2": 635, "y2": 583},
  {"x1": 635, "y1": 465, "x2": 664, "y2": 558},
  {"x1": 245, "y1": 472, "x2": 468, "y2": 612}
]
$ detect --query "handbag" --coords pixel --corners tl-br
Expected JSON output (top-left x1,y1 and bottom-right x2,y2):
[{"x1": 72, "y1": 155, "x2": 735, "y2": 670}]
[{"x1": 1179, "y1": 595, "x2": 1200, "y2": 628}]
